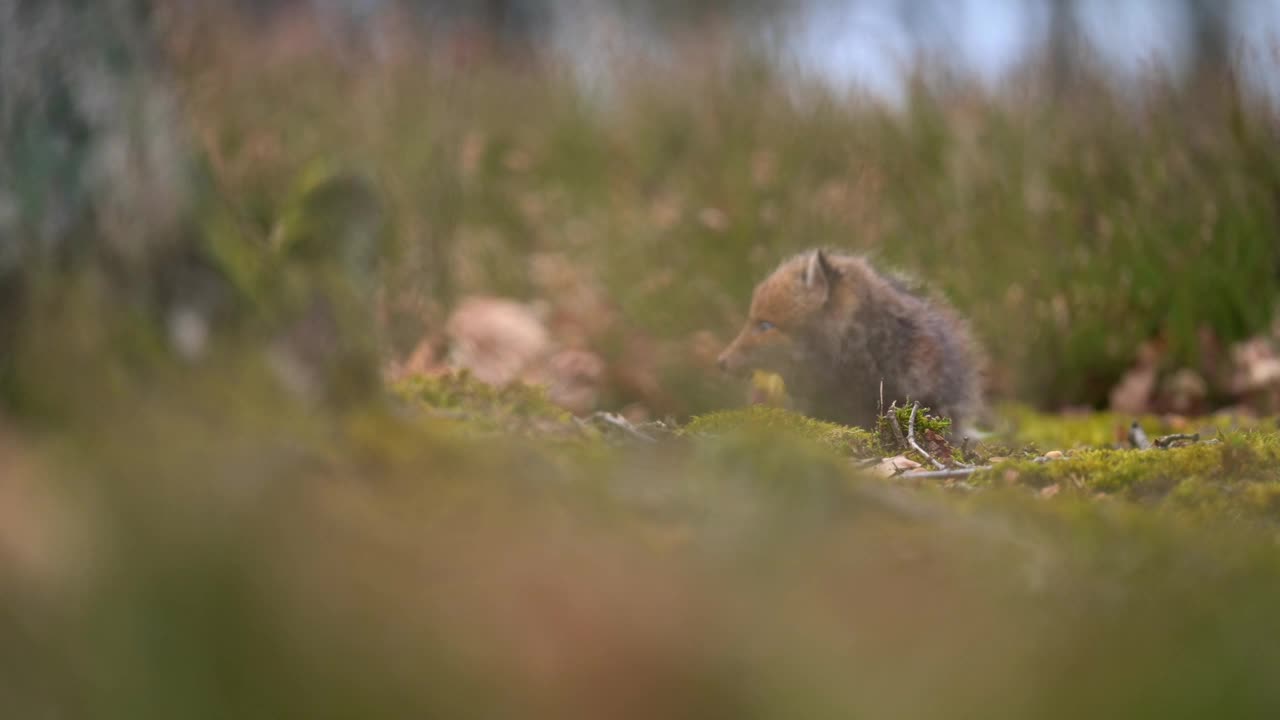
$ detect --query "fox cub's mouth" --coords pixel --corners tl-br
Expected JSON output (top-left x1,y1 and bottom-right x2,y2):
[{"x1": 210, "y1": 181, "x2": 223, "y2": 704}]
[
  {"x1": 716, "y1": 357, "x2": 736, "y2": 375},
  {"x1": 716, "y1": 352, "x2": 750, "y2": 377}
]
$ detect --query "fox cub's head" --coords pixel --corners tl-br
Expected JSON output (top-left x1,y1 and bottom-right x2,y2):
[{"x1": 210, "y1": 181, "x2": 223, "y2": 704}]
[{"x1": 718, "y1": 250, "x2": 841, "y2": 378}]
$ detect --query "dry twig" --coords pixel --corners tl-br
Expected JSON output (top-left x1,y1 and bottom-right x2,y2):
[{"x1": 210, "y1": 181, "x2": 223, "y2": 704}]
[
  {"x1": 586, "y1": 411, "x2": 657, "y2": 443},
  {"x1": 886, "y1": 401, "x2": 907, "y2": 449},
  {"x1": 1153, "y1": 432, "x2": 1200, "y2": 449},
  {"x1": 902, "y1": 466, "x2": 992, "y2": 479}
]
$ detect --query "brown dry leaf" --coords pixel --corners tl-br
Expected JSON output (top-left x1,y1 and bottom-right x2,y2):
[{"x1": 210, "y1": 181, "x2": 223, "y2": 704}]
[
  {"x1": 1039, "y1": 484, "x2": 1061, "y2": 499},
  {"x1": 446, "y1": 296, "x2": 550, "y2": 386},
  {"x1": 1230, "y1": 337, "x2": 1280, "y2": 394},
  {"x1": 1109, "y1": 339, "x2": 1165, "y2": 415},
  {"x1": 537, "y1": 349, "x2": 606, "y2": 416},
  {"x1": 870, "y1": 455, "x2": 922, "y2": 478},
  {"x1": 1109, "y1": 366, "x2": 1157, "y2": 415},
  {"x1": 1158, "y1": 368, "x2": 1208, "y2": 416},
  {"x1": 922, "y1": 428, "x2": 953, "y2": 464}
]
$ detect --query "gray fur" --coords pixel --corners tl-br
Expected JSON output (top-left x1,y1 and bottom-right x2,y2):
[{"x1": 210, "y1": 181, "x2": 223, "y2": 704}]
[{"x1": 784, "y1": 253, "x2": 985, "y2": 435}]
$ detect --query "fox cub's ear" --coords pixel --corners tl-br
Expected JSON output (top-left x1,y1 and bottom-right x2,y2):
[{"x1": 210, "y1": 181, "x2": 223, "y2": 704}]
[{"x1": 802, "y1": 250, "x2": 836, "y2": 299}]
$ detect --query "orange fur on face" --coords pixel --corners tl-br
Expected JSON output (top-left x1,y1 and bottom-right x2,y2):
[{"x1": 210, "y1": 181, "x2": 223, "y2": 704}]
[{"x1": 717, "y1": 251, "x2": 839, "y2": 377}]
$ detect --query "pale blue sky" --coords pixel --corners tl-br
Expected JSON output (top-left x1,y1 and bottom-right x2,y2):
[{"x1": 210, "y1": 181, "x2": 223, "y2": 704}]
[
  {"x1": 328, "y1": 0, "x2": 1280, "y2": 103},
  {"x1": 788, "y1": 0, "x2": 1280, "y2": 102}
]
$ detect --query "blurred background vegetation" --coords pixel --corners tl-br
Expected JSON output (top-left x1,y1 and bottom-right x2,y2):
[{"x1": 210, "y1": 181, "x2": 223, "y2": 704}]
[
  {"x1": 4, "y1": 0, "x2": 1280, "y2": 421},
  {"x1": 6, "y1": 1, "x2": 1280, "y2": 716}
]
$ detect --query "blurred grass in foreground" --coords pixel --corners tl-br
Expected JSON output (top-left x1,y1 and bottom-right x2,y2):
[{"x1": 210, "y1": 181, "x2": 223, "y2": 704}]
[{"x1": 5, "y1": 367, "x2": 1280, "y2": 718}]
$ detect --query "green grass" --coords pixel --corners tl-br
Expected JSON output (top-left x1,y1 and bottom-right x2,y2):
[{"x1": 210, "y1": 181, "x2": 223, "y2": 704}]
[{"x1": 155, "y1": 14, "x2": 1280, "y2": 418}]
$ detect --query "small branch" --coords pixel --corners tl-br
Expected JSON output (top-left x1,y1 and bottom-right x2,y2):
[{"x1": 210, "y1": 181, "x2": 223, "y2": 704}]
[
  {"x1": 588, "y1": 412, "x2": 657, "y2": 443},
  {"x1": 886, "y1": 401, "x2": 907, "y2": 449},
  {"x1": 1154, "y1": 432, "x2": 1200, "y2": 449},
  {"x1": 902, "y1": 466, "x2": 992, "y2": 479},
  {"x1": 908, "y1": 402, "x2": 947, "y2": 470}
]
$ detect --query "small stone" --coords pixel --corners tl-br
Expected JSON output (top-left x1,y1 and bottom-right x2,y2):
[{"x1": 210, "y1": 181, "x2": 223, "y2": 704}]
[{"x1": 1044, "y1": 450, "x2": 1064, "y2": 460}]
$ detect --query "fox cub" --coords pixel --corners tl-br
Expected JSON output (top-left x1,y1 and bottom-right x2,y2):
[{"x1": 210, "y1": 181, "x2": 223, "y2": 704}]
[{"x1": 717, "y1": 250, "x2": 984, "y2": 434}]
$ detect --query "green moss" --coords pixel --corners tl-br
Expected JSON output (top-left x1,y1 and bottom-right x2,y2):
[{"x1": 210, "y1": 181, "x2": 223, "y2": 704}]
[
  {"x1": 390, "y1": 371, "x2": 579, "y2": 438},
  {"x1": 874, "y1": 402, "x2": 953, "y2": 453},
  {"x1": 974, "y1": 431, "x2": 1280, "y2": 523},
  {"x1": 995, "y1": 404, "x2": 1257, "y2": 450},
  {"x1": 682, "y1": 406, "x2": 878, "y2": 458}
]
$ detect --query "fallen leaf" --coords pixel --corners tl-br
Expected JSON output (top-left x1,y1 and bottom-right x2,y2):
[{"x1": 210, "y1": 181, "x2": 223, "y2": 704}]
[
  {"x1": 1109, "y1": 364, "x2": 1157, "y2": 415},
  {"x1": 446, "y1": 296, "x2": 549, "y2": 386},
  {"x1": 922, "y1": 428, "x2": 954, "y2": 463},
  {"x1": 1108, "y1": 338, "x2": 1164, "y2": 414},
  {"x1": 870, "y1": 455, "x2": 922, "y2": 478},
  {"x1": 1159, "y1": 369, "x2": 1207, "y2": 415}
]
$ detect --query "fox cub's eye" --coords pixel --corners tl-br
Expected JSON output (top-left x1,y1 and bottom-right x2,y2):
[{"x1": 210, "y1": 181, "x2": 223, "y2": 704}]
[{"x1": 755, "y1": 320, "x2": 775, "y2": 333}]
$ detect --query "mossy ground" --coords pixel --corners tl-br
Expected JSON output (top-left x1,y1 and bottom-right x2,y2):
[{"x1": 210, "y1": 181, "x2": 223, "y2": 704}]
[
  {"x1": 392, "y1": 373, "x2": 1280, "y2": 525},
  {"x1": 682, "y1": 405, "x2": 879, "y2": 458},
  {"x1": 8, "y1": 368, "x2": 1280, "y2": 717},
  {"x1": 391, "y1": 371, "x2": 578, "y2": 436}
]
